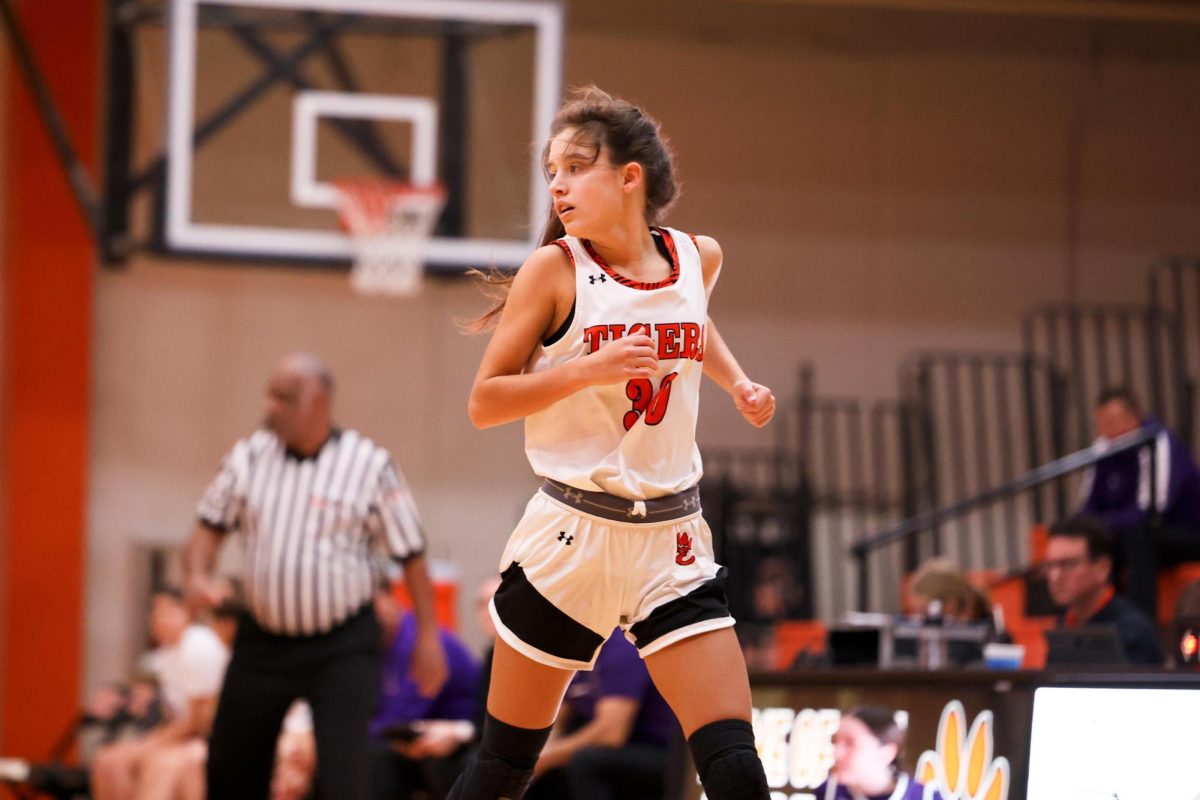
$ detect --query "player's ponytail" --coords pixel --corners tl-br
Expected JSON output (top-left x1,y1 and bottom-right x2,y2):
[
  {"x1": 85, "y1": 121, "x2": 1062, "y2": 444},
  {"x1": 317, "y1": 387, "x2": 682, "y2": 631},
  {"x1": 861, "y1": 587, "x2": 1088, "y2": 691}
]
[{"x1": 466, "y1": 86, "x2": 679, "y2": 333}]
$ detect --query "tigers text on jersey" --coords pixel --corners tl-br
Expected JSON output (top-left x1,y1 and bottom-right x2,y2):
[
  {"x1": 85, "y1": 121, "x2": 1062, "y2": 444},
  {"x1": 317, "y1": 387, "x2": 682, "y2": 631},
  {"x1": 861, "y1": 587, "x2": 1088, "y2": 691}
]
[
  {"x1": 524, "y1": 227, "x2": 707, "y2": 500},
  {"x1": 196, "y1": 428, "x2": 425, "y2": 635}
]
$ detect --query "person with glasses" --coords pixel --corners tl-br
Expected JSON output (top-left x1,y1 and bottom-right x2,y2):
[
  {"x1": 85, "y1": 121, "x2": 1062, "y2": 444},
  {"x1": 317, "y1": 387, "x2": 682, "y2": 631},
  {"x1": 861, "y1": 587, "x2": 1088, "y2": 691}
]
[{"x1": 1043, "y1": 516, "x2": 1163, "y2": 665}]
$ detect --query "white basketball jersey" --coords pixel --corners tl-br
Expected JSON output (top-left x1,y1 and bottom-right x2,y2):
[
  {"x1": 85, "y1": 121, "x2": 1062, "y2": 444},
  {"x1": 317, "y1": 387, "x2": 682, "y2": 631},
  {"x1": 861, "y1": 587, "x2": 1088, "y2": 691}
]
[{"x1": 524, "y1": 227, "x2": 707, "y2": 500}]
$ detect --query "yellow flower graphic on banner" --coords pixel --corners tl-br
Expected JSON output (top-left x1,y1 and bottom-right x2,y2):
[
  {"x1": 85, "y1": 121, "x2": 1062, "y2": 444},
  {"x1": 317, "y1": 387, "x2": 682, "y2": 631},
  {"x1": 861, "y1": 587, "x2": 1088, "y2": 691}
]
[{"x1": 914, "y1": 701, "x2": 1010, "y2": 800}]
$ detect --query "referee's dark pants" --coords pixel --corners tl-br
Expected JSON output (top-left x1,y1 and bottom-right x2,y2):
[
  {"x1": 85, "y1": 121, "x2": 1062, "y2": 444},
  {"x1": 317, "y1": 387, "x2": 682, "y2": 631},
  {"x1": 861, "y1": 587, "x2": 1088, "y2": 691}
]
[{"x1": 207, "y1": 605, "x2": 382, "y2": 800}]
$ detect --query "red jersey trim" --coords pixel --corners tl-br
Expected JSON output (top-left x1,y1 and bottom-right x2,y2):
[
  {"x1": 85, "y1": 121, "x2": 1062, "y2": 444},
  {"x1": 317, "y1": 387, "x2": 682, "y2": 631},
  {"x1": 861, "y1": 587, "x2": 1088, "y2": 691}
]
[
  {"x1": 552, "y1": 238, "x2": 576, "y2": 268},
  {"x1": 581, "y1": 227, "x2": 682, "y2": 290}
]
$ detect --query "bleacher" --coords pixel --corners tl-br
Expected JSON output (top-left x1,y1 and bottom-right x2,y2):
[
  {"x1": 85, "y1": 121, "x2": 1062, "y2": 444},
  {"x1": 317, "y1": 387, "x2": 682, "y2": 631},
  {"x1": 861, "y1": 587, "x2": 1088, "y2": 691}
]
[{"x1": 703, "y1": 255, "x2": 1200, "y2": 668}]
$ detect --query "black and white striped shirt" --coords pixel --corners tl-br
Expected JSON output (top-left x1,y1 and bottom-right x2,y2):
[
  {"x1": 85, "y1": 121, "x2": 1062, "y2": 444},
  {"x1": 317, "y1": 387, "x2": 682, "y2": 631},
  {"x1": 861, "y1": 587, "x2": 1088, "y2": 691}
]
[{"x1": 197, "y1": 428, "x2": 425, "y2": 635}]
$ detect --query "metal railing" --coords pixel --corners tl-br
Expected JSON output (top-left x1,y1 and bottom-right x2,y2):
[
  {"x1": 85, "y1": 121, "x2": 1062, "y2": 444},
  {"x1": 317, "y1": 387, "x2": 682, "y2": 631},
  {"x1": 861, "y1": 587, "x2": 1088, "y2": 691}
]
[
  {"x1": 706, "y1": 257, "x2": 1197, "y2": 620},
  {"x1": 900, "y1": 351, "x2": 1065, "y2": 578},
  {"x1": 849, "y1": 427, "x2": 1158, "y2": 611}
]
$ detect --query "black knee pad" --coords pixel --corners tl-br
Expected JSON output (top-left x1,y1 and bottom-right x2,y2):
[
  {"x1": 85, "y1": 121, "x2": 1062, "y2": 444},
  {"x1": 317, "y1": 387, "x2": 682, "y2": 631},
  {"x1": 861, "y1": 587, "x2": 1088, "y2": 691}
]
[
  {"x1": 688, "y1": 719, "x2": 770, "y2": 800},
  {"x1": 446, "y1": 713, "x2": 552, "y2": 800}
]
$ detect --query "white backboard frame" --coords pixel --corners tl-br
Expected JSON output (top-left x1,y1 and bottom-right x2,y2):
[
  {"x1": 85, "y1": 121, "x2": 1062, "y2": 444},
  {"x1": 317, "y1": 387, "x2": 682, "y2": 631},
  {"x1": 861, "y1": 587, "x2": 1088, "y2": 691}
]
[
  {"x1": 291, "y1": 92, "x2": 439, "y2": 210},
  {"x1": 166, "y1": 0, "x2": 563, "y2": 267}
]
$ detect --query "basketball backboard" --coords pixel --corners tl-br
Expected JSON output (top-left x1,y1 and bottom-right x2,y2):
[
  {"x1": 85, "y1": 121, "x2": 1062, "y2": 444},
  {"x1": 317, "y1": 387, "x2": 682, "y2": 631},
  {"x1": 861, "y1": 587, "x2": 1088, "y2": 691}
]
[{"x1": 103, "y1": 0, "x2": 563, "y2": 270}]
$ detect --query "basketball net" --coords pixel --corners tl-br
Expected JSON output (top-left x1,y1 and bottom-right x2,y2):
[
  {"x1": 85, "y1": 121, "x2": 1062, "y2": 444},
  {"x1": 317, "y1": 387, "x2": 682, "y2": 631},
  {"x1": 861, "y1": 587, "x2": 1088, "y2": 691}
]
[{"x1": 334, "y1": 180, "x2": 446, "y2": 297}]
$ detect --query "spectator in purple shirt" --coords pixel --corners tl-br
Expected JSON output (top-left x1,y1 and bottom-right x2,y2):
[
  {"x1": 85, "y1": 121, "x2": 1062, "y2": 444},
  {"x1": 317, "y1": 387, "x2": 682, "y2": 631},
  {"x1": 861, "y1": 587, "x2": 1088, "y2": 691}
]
[
  {"x1": 813, "y1": 706, "x2": 942, "y2": 800},
  {"x1": 524, "y1": 628, "x2": 679, "y2": 800},
  {"x1": 1078, "y1": 387, "x2": 1200, "y2": 617},
  {"x1": 369, "y1": 611, "x2": 482, "y2": 800}
]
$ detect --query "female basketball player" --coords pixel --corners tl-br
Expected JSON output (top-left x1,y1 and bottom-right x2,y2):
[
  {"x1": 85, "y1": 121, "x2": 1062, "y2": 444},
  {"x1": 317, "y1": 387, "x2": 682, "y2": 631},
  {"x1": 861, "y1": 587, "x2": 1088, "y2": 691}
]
[{"x1": 450, "y1": 87, "x2": 775, "y2": 800}]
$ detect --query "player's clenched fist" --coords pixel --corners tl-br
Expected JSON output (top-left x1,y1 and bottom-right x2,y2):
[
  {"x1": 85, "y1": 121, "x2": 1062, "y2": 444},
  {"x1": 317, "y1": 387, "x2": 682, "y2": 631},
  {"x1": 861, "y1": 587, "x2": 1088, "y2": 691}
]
[
  {"x1": 733, "y1": 379, "x2": 776, "y2": 428},
  {"x1": 586, "y1": 334, "x2": 659, "y2": 383}
]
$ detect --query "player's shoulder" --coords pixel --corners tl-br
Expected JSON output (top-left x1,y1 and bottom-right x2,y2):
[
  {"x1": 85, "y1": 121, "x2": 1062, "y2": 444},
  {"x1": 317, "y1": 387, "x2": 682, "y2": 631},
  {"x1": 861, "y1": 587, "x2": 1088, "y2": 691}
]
[
  {"x1": 690, "y1": 234, "x2": 722, "y2": 265},
  {"x1": 517, "y1": 242, "x2": 574, "y2": 282},
  {"x1": 507, "y1": 242, "x2": 575, "y2": 309},
  {"x1": 680, "y1": 232, "x2": 722, "y2": 288}
]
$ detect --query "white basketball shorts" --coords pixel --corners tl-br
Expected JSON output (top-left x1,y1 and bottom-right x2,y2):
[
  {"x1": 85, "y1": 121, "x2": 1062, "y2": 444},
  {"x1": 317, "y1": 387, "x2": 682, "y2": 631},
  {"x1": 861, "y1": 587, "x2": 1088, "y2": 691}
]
[{"x1": 489, "y1": 480, "x2": 734, "y2": 671}]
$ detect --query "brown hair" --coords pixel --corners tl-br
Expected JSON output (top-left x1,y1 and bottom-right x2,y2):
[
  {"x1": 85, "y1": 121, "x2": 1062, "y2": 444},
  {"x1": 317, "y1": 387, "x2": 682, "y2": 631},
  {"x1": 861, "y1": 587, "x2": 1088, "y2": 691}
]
[
  {"x1": 909, "y1": 558, "x2": 991, "y2": 621},
  {"x1": 845, "y1": 705, "x2": 907, "y2": 771},
  {"x1": 467, "y1": 86, "x2": 679, "y2": 332},
  {"x1": 1048, "y1": 515, "x2": 1115, "y2": 562}
]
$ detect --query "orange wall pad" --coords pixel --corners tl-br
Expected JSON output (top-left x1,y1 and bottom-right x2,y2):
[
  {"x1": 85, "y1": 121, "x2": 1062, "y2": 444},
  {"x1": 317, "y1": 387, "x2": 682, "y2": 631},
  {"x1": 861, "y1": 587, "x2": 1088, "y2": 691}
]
[{"x1": 1, "y1": 0, "x2": 99, "y2": 756}]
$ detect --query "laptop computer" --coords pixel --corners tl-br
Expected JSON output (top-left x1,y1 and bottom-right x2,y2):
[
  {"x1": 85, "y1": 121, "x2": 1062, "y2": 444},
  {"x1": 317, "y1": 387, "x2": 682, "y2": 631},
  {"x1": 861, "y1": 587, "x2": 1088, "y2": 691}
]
[{"x1": 1044, "y1": 625, "x2": 1127, "y2": 666}]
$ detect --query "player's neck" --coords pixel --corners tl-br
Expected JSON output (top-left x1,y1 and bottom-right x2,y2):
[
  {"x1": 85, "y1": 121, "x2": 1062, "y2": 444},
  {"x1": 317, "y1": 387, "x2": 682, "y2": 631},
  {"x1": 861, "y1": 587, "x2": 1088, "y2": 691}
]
[{"x1": 587, "y1": 222, "x2": 661, "y2": 278}]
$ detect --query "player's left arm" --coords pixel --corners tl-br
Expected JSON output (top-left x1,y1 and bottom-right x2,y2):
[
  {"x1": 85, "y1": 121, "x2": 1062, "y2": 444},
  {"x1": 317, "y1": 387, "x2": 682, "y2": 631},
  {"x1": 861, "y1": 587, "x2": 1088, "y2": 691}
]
[{"x1": 695, "y1": 235, "x2": 776, "y2": 429}]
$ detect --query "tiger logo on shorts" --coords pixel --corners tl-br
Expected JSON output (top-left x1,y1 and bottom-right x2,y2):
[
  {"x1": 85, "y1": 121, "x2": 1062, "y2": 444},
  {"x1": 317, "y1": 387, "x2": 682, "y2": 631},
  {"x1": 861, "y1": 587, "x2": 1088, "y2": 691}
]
[{"x1": 675, "y1": 532, "x2": 695, "y2": 566}]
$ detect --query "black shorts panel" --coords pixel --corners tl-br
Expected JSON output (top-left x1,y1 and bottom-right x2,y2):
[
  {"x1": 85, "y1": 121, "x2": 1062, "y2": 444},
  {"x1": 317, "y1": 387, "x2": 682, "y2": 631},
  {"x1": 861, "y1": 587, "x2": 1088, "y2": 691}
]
[
  {"x1": 494, "y1": 562, "x2": 606, "y2": 664},
  {"x1": 628, "y1": 567, "x2": 731, "y2": 650}
]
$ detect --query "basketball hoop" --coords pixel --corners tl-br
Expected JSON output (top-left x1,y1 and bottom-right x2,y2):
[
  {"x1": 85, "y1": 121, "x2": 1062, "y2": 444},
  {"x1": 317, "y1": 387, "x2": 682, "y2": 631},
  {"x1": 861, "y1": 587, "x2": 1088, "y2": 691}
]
[{"x1": 334, "y1": 180, "x2": 446, "y2": 297}]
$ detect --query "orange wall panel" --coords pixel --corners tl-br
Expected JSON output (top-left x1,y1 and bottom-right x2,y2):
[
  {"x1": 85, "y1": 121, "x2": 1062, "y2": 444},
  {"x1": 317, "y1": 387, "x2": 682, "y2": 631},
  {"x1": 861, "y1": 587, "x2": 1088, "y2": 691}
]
[{"x1": 0, "y1": 0, "x2": 98, "y2": 756}]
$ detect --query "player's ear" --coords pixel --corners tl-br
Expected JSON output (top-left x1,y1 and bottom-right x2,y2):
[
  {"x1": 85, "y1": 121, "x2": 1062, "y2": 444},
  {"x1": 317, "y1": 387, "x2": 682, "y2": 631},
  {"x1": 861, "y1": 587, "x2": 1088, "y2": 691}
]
[{"x1": 621, "y1": 161, "x2": 644, "y2": 194}]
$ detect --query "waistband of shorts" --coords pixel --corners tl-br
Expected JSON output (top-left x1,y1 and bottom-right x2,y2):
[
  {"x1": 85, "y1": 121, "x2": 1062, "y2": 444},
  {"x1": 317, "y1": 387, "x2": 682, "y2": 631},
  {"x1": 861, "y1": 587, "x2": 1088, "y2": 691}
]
[{"x1": 539, "y1": 479, "x2": 701, "y2": 523}]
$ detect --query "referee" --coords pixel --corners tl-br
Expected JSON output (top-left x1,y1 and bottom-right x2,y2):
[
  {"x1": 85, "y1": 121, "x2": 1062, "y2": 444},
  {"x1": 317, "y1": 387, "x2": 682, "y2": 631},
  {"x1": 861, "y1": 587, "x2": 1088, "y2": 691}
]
[{"x1": 184, "y1": 352, "x2": 447, "y2": 799}]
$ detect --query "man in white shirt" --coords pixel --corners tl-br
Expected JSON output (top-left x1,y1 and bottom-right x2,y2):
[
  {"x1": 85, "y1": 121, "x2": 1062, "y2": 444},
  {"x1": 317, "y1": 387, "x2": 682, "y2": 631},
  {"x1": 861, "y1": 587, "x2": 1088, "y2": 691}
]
[{"x1": 91, "y1": 587, "x2": 229, "y2": 800}]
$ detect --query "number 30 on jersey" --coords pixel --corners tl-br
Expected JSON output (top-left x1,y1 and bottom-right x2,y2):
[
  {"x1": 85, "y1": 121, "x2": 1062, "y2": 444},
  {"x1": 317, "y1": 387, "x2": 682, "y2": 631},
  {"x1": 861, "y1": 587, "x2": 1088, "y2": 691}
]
[{"x1": 623, "y1": 372, "x2": 678, "y2": 431}]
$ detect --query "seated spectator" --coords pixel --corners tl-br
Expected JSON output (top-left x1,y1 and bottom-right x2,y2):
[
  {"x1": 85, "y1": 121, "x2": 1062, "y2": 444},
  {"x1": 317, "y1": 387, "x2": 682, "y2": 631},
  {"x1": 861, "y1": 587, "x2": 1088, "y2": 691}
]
[
  {"x1": 813, "y1": 705, "x2": 941, "y2": 800},
  {"x1": 138, "y1": 597, "x2": 315, "y2": 800},
  {"x1": 907, "y1": 558, "x2": 990, "y2": 623},
  {"x1": 0, "y1": 675, "x2": 164, "y2": 797},
  {"x1": 897, "y1": 558, "x2": 1003, "y2": 667},
  {"x1": 525, "y1": 628, "x2": 678, "y2": 800},
  {"x1": 270, "y1": 701, "x2": 317, "y2": 800},
  {"x1": 1043, "y1": 517, "x2": 1164, "y2": 665},
  {"x1": 91, "y1": 587, "x2": 230, "y2": 800},
  {"x1": 368, "y1": 605, "x2": 482, "y2": 800},
  {"x1": 128, "y1": 700, "x2": 315, "y2": 800},
  {"x1": 78, "y1": 677, "x2": 164, "y2": 759},
  {"x1": 1079, "y1": 387, "x2": 1200, "y2": 617}
]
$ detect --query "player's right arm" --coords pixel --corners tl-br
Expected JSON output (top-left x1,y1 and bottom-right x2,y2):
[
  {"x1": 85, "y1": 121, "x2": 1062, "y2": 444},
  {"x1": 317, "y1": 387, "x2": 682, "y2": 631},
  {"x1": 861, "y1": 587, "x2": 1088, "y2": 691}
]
[{"x1": 468, "y1": 245, "x2": 658, "y2": 429}]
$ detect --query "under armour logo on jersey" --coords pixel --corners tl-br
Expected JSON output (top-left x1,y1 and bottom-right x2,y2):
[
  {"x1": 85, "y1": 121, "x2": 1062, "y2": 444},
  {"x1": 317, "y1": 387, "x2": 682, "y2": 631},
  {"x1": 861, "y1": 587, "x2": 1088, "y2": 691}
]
[
  {"x1": 682, "y1": 496, "x2": 698, "y2": 511},
  {"x1": 588, "y1": 274, "x2": 607, "y2": 284},
  {"x1": 557, "y1": 532, "x2": 574, "y2": 546},
  {"x1": 563, "y1": 488, "x2": 584, "y2": 504},
  {"x1": 675, "y1": 532, "x2": 696, "y2": 566}
]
